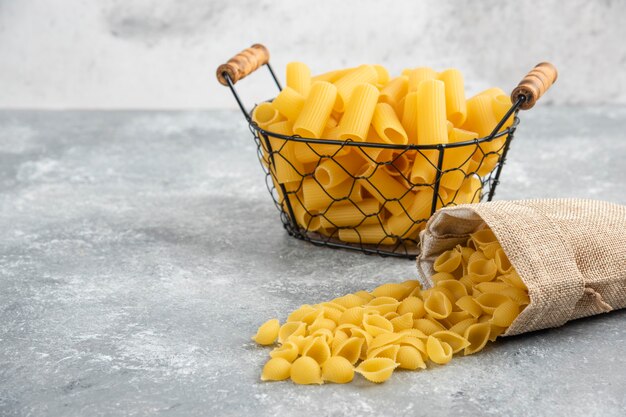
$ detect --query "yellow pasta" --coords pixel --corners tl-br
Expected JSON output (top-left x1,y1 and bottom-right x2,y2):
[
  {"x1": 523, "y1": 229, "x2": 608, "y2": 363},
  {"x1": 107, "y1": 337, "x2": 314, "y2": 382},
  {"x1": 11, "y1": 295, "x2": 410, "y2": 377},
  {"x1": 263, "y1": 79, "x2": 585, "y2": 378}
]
[
  {"x1": 390, "y1": 312, "x2": 414, "y2": 332},
  {"x1": 455, "y1": 295, "x2": 484, "y2": 318},
  {"x1": 302, "y1": 177, "x2": 362, "y2": 211},
  {"x1": 372, "y1": 103, "x2": 408, "y2": 145},
  {"x1": 333, "y1": 64, "x2": 378, "y2": 112},
  {"x1": 423, "y1": 290, "x2": 453, "y2": 319},
  {"x1": 302, "y1": 336, "x2": 331, "y2": 364},
  {"x1": 269, "y1": 341, "x2": 299, "y2": 362},
  {"x1": 417, "y1": 79, "x2": 448, "y2": 145},
  {"x1": 492, "y1": 94, "x2": 515, "y2": 129},
  {"x1": 408, "y1": 67, "x2": 438, "y2": 92},
  {"x1": 286, "y1": 62, "x2": 311, "y2": 96},
  {"x1": 357, "y1": 164, "x2": 413, "y2": 216},
  {"x1": 294, "y1": 81, "x2": 337, "y2": 138},
  {"x1": 252, "y1": 318, "x2": 280, "y2": 345},
  {"x1": 290, "y1": 356, "x2": 322, "y2": 385},
  {"x1": 426, "y1": 335, "x2": 453, "y2": 364},
  {"x1": 386, "y1": 187, "x2": 434, "y2": 238},
  {"x1": 413, "y1": 318, "x2": 446, "y2": 335},
  {"x1": 437, "y1": 280, "x2": 468, "y2": 300},
  {"x1": 365, "y1": 297, "x2": 401, "y2": 315},
  {"x1": 397, "y1": 296, "x2": 426, "y2": 318},
  {"x1": 373, "y1": 64, "x2": 390, "y2": 86},
  {"x1": 312, "y1": 67, "x2": 354, "y2": 83},
  {"x1": 278, "y1": 321, "x2": 307, "y2": 344},
  {"x1": 433, "y1": 249, "x2": 462, "y2": 274},
  {"x1": 474, "y1": 293, "x2": 512, "y2": 315},
  {"x1": 371, "y1": 283, "x2": 411, "y2": 300},
  {"x1": 261, "y1": 357, "x2": 292, "y2": 381},
  {"x1": 438, "y1": 69, "x2": 467, "y2": 126},
  {"x1": 272, "y1": 87, "x2": 305, "y2": 122},
  {"x1": 368, "y1": 333, "x2": 404, "y2": 351},
  {"x1": 354, "y1": 358, "x2": 399, "y2": 383},
  {"x1": 286, "y1": 193, "x2": 322, "y2": 232},
  {"x1": 463, "y1": 322, "x2": 492, "y2": 355},
  {"x1": 337, "y1": 83, "x2": 380, "y2": 141},
  {"x1": 333, "y1": 337, "x2": 365, "y2": 365},
  {"x1": 455, "y1": 175, "x2": 482, "y2": 204},
  {"x1": 448, "y1": 317, "x2": 478, "y2": 336},
  {"x1": 338, "y1": 307, "x2": 366, "y2": 326},
  {"x1": 322, "y1": 356, "x2": 354, "y2": 383},
  {"x1": 440, "y1": 128, "x2": 478, "y2": 191},
  {"x1": 401, "y1": 92, "x2": 419, "y2": 144},
  {"x1": 431, "y1": 330, "x2": 470, "y2": 354},
  {"x1": 320, "y1": 198, "x2": 380, "y2": 228},
  {"x1": 267, "y1": 121, "x2": 304, "y2": 184},
  {"x1": 379, "y1": 76, "x2": 409, "y2": 111},
  {"x1": 252, "y1": 102, "x2": 282, "y2": 128},
  {"x1": 314, "y1": 153, "x2": 365, "y2": 188},
  {"x1": 491, "y1": 299, "x2": 520, "y2": 327},
  {"x1": 362, "y1": 314, "x2": 394, "y2": 336}
]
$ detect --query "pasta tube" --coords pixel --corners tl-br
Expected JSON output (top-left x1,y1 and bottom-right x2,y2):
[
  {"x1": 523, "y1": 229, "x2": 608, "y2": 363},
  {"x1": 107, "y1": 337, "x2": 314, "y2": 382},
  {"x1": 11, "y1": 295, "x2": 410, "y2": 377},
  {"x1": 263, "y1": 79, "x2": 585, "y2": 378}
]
[
  {"x1": 417, "y1": 79, "x2": 448, "y2": 145},
  {"x1": 286, "y1": 62, "x2": 311, "y2": 96},
  {"x1": 438, "y1": 69, "x2": 467, "y2": 126},
  {"x1": 294, "y1": 81, "x2": 337, "y2": 139},
  {"x1": 333, "y1": 65, "x2": 378, "y2": 112},
  {"x1": 372, "y1": 103, "x2": 408, "y2": 145},
  {"x1": 337, "y1": 83, "x2": 380, "y2": 141}
]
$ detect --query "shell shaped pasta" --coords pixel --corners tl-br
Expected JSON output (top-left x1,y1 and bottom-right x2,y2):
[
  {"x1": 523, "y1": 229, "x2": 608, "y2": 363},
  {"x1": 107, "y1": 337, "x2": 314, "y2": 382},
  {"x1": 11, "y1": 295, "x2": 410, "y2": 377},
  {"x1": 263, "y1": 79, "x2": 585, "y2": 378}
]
[
  {"x1": 365, "y1": 297, "x2": 401, "y2": 315},
  {"x1": 488, "y1": 324, "x2": 507, "y2": 342},
  {"x1": 261, "y1": 357, "x2": 292, "y2": 381},
  {"x1": 338, "y1": 307, "x2": 365, "y2": 326},
  {"x1": 287, "y1": 305, "x2": 317, "y2": 322},
  {"x1": 369, "y1": 333, "x2": 404, "y2": 350},
  {"x1": 290, "y1": 356, "x2": 323, "y2": 385},
  {"x1": 431, "y1": 330, "x2": 470, "y2": 353},
  {"x1": 401, "y1": 279, "x2": 422, "y2": 292},
  {"x1": 354, "y1": 290, "x2": 375, "y2": 303},
  {"x1": 481, "y1": 242, "x2": 501, "y2": 259},
  {"x1": 397, "y1": 346, "x2": 427, "y2": 370},
  {"x1": 497, "y1": 270, "x2": 528, "y2": 290},
  {"x1": 399, "y1": 336, "x2": 426, "y2": 354},
  {"x1": 475, "y1": 293, "x2": 513, "y2": 315},
  {"x1": 436, "y1": 280, "x2": 468, "y2": 301},
  {"x1": 300, "y1": 309, "x2": 324, "y2": 325},
  {"x1": 320, "y1": 306, "x2": 342, "y2": 323},
  {"x1": 333, "y1": 294, "x2": 367, "y2": 309},
  {"x1": 269, "y1": 341, "x2": 299, "y2": 363},
  {"x1": 458, "y1": 275, "x2": 474, "y2": 293},
  {"x1": 467, "y1": 250, "x2": 488, "y2": 265},
  {"x1": 331, "y1": 330, "x2": 349, "y2": 352},
  {"x1": 491, "y1": 299, "x2": 520, "y2": 327},
  {"x1": 423, "y1": 291, "x2": 453, "y2": 319},
  {"x1": 287, "y1": 335, "x2": 309, "y2": 353},
  {"x1": 252, "y1": 318, "x2": 280, "y2": 345},
  {"x1": 433, "y1": 249, "x2": 462, "y2": 274},
  {"x1": 399, "y1": 329, "x2": 428, "y2": 340},
  {"x1": 494, "y1": 248, "x2": 513, "y2": 274},
  {"x1": 426, "y1": 336, "x2": 453, "y2": 365},
  {"x1": 362, "y1": 314, "x2": 394, "y2": 336},
  {"x1": 467, "y1": 258, "x2": 498, "y2": 283},
  {"x1": 322, "y1": 356, "x2": 354, "y2": 384},
  {"x1": 383, "y1": 311, "x2": 399, "y2": 320},
  {"x1": 463, "y1": 322, "x2": 491, "y2": 355},
  {"x1": 318, "y1": 301, "x2": 348, "y2": 312},
  {"x1": 391, "y1": 312, "x2": 414, "y2": 332},
  {"x1": 474, "y1": 281, "x2": 511, "y2": 294},
  {"x1": 367, "y1": 344, "x2": 400, "y2": 361},
  {"x1": 449, "y1": 317, "x2": 478, "y2": 336},
  {"x1": 413, "y1": 318, "x2": 446, "y2": 335},
  {"x1": 498, "y1": 286, "x2": 531, "y2": 306},
  {"x1": 308, "y1": 316, "x2": 337, "y2": 333},
  {"x1": 470, "y1": 229, "x2": 498, "y2": 248},
  {"x1": 301, "y1": 336, "x2": 331, "y2": 364},
  {"x1": 441, "y1": 311, "x2": 473, "y2": 327},
  {"x1": 309, "y1": 328, "x2": 334, "y2": 345},
  {"x1": 355, "y1": 358, "x2": 399, "y2": 383},
  {"x1": 371, "y1": 283, "x2": 411, "y2": 300},
  {"x1": 430, "y1": 272, "x2": 456, "y2": 284},
  {"x1": 278, "y1": 321, "x2": 307, "y2": 344},
  {"x1": 397, "y1": 296, "x2": 426, "y2": 318},
  {"x1": 332, "y1": 337, "x2": 365, "y2": 365}
]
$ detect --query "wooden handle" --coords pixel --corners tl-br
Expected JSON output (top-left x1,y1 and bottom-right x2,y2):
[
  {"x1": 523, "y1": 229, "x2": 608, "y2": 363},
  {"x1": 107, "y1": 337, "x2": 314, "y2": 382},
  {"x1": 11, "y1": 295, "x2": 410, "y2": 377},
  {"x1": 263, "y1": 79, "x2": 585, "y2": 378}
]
[
  {"x1": 216, "y1": 44, "x2": 270, "y2": 86},
  {"x1": 511, "y1": 62, "x2": 558, "y2": 110}
]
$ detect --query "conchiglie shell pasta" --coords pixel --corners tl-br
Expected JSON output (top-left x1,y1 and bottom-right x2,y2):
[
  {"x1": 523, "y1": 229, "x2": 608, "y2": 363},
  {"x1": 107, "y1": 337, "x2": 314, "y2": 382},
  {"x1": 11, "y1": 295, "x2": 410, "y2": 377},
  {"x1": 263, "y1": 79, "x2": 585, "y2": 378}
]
[
  {"x1": 290, "y1": 356, "x2": 322, "y2": 385},
  {"x1": 278, "y1": 321, "x2": 307, "y2": 344},
  {"x1": 261, "y1": 357, "x2": 292, "y2": 381},
  {"x1": 371, "y1": 283, "x2": 411, "y2": 300},
  {"x1": 355, "y1": 358, "x2": 399, "y2": 383},
  {"x1": 423, "y1": 291, "x2": 453, "y2": 319},
  {"x1": 463, "y1": 323, "x2": 492, "y2": 355},
  {"x1": 491, "y1": 299, "x2": 520, "y2": 327},
  {"x1": 433, "y1": 249, "x2": 463, "y2": 274},
  {"x1": 301, "y1": 336, "x2": 331, "y2": 364},
  {"x1": 413, "y1": 318, "x2": 446, "y2": 335},
  {"x1": 269, "y1": 341, "x2": 299, "y2": 363},
  {"x1": 367, "y1": 344, "x2": 400, "y2": 361},
  {"x1": 391, "y1": 312, "x2": 414, "y2": 332},
  {"x1": 322, "y1": 356, "x2": 354, "y2": 384},
  {"x1": 397, "y1": 346, "x2": 427, "y2": 370},
  {"x1": 252, "y1": 319, "x2": 280, "y2": 345},
  {"x1": 431, "y1": 331, "x2": 470, "y2": 354},
  {"x1": 338, "y1": 307, "x2": 365, "y2": 326},
  {"x1": 426, "y1": 336, "x2": 453, "y2": 365},
  {"x1": 333, "y1": 337, "x2": 365, "y2": 365},
  {"x1": 397, "y1": 296, "x2": 426, "y2": 318},
  {"x1": 362, "y1": 314, "x2": 394, "y2": 336}
]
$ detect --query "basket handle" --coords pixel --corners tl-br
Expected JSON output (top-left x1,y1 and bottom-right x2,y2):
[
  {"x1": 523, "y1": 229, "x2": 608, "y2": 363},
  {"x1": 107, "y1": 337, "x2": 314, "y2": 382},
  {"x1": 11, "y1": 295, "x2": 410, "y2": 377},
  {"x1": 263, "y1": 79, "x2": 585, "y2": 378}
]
[
  {"x1": 511, "y1": 62, "x2": 558, "y2": 110},
  {"x1": 216, "y1": 44, "x2": 270, "y2": 86}
]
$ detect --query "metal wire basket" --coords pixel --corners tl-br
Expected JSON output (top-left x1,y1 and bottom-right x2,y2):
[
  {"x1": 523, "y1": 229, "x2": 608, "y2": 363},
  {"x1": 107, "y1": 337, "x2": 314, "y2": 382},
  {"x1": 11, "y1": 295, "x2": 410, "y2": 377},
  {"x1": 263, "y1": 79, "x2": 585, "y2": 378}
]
[{"x1": 216, "y1": 44, "x2": 557, "y2": 258}]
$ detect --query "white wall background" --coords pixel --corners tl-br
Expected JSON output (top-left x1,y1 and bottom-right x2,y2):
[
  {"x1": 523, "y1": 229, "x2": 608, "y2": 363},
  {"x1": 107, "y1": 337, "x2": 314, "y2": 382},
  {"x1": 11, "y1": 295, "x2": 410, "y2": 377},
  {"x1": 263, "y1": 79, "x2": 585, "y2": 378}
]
[{"x1": 1, "y1": 0, "x2": 625, "y2": 109}]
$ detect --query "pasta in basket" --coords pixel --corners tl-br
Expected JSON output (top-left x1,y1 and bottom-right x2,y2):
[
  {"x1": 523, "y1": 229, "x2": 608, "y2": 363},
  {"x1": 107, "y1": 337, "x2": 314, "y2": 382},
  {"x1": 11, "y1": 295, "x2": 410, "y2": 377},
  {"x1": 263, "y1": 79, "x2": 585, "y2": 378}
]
[
  {"x1": 251, "y1": 228, "x2": 530, "y2": 384},
  {"x1": 253, "y1": 62, "x2": 514, "y2": 248}
]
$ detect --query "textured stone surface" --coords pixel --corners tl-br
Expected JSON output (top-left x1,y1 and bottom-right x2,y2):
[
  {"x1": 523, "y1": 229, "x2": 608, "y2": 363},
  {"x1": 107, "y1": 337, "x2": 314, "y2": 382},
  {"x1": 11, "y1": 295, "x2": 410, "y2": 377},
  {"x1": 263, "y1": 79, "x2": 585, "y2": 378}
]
[
  {"x1": 0, "y1": 108, "x2": 625, "y2": 416},
  {"x1": 1, "y1": 0, "x2": 626, "y2": 108}
]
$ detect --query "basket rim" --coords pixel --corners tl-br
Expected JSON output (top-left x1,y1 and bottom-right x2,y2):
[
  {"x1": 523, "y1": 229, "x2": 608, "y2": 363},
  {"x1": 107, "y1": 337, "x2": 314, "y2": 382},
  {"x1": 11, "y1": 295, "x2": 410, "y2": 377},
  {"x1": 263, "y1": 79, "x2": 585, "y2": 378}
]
[{"x1": 250, "y1": 104, "x2": 520, "y2": 151}]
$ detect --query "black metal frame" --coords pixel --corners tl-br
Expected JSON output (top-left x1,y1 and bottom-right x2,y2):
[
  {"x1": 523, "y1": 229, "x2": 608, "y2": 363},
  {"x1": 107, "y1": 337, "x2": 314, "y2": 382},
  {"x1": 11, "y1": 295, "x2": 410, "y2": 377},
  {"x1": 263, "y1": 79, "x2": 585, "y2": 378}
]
[{"x1": 223, "y1": 63, "x2": 523, "y2": 258}]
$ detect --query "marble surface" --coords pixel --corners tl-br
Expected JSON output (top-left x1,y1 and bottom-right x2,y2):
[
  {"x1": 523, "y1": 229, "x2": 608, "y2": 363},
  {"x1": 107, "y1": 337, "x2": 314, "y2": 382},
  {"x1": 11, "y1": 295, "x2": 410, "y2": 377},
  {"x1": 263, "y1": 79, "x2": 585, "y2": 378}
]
[{"x1": 0, "y1": 108, "x2": 625, "y2": 416}]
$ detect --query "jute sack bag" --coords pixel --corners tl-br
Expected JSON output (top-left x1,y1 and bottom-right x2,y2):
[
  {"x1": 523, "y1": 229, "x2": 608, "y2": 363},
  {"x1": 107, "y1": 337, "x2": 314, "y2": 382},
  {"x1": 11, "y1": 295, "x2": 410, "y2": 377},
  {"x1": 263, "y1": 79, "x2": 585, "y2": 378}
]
[{"x1": 416, "y1": 199, "x2": 626, "y2": 336}]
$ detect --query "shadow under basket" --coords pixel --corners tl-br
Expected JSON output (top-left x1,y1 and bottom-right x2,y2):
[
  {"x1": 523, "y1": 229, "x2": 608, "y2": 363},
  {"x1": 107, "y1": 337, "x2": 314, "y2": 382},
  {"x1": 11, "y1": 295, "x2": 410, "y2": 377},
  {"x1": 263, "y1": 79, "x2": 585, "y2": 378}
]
[{"x1": 216, "y1": 44, "x2": 557, "y2": 258}]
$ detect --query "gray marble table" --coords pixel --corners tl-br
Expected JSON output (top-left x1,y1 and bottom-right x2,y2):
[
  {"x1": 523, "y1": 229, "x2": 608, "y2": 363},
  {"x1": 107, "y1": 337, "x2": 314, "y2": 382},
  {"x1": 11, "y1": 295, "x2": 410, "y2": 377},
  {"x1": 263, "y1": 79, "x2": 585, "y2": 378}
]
[{"x1": 1, "y1": 108, "x2": 625, "y2": 417}]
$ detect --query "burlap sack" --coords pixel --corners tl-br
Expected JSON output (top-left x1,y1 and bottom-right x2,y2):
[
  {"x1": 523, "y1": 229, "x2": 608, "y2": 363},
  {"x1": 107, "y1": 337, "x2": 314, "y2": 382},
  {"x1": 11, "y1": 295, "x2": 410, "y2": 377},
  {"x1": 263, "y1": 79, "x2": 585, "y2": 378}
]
[{"x1": 416, "y1": 199, "x2": 626, "y2": 336}]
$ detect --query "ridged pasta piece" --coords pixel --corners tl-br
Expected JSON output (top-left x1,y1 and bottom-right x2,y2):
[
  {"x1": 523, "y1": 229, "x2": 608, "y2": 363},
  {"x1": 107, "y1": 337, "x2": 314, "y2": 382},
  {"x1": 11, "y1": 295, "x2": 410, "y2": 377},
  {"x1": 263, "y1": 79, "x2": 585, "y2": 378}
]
[
  {"x1": 308, "y1": 316, "x2": 337, "y2": 333},
  {"x1": 409, "y1": 150, "x2": 438, "y2": 186},
  {"x1": 320, "y1": 306, "x2": 343, "y2": 323},
  {"x1": 367, "y1": 344, "x2": 400, "y2": 361},
  {"x1": 371, "y1": 283, "x2": 411, "y2": 300},
  {"x1": 462, "y1": 93, "x2": 499, "y2": 138},
  {"x1": 442, "y1": 311, "x2": 473, "y2": 327},
  {"x1": 357, "y1": 164, "x2": 413, "y2": 216},
  {"x1": 354, "y1": 290, "x2": 375, "y2": 303},
  {"x1": 449, "y1": 317, "x2": 478, "y2": 336},
  {"x1": 408, "y1": 67, "x2": 438, "y2": 92},
  {"x1": 252, "y1": 318, "x2": 280, "y2": 345},
  {"x1": 397, "y1": 296, "x2": 426, "y2": 318},
  {"x1": 417, "y1": 79, "x2": 448, "y2": 145},
  {"x1": 362, "y1": 313, "x2": 394, "y2": 336},
  {"x1": 385, "y1": 187, "x2": 433, "y2": 238},
  {"x1": 332, "y1": 337, "x2": 365, "y2": 365},
  {"x1": 368, "y1": 333, "x2": 404, "y2": 351},
  {"x1": 478, "y1": 87, "x2": 506, "y2": 98},
  {"x1": 286, "y1": 62, "x2": 311, "y2": 96},
  {"x1": 481, "y1": 241, "x2": 502, "y2": 259},
  {"x1": 456, "y1": 175, "x2": 482, "y2": 204},
  {"x1": 261, "y1": 357, "x2": 292, "y2": 381},
  {"x1": 301, "y1": 177, "x2": 362, "y2": 211},
  {"x1": 267, "y1": 121, "x2": 304, "y2": 185},
  {"x1": 287, "y1": 305, "x2": 316, "y2": 322},
  {"x1": 491, "y1": 299, "x2": 520, "y2": 327},
  {"x1": 272, "y1": 87, "x2": 305, "y2": 122},
  {"x1": 396, "y1": 346, "x2": 427, "y2": 370},
  {"x1": 373, "y1": 64, "x2": 390, "y2": 86},
  {"x1": 365, "y1": 297, "x2": 401, "y2": 315},
  {"x1": 338, "y1": 223, "x2": 396, "y2": 245},
  {"x1": 294, "y1": 81, "x2": 337, "y2": 138},
  {"x1": 401, "y1": 92, "x2": 419, "y2": 144},
  {"x1": 312, "y1": 67, "x2": 354, "y2": 83},
  {"x1": 290, "y1": 356, "x2": 322, "y2": 385},
  {"x1": 333, "y1": 65, "x2": 379, "y2": 112},
  {"x1": 278, "y1": 321, "x2": 307, "y2": 344},
  {"x1": 383, "y1": 311, "x2": 399, "y2": 320},
  {"x1": 436, "y1": 280, "x2": 468, "y2": 301},
  {"x1": 474, "y1": 281, "x2": 511, "y2": 294},
  {"x1": 252, "y1": 102, "x2": 282, "y2": 128},
  {"x1": 433, "y1": 249, "x2": 463, "y2": 274},
  {"x1": 331, "y1": 329, "x2": 349, "y2": 351},
  {"x1": 399, "y1": 329, "x2": 428, "y2": 341},
  {"x1": 488, "y1": 324, "x2": 507, "y2": 342},
  {"x1": 302, "y1": 336, "x2": 331, "y2": 364},
  {"x1": 333, "y1": 294, "x2": 367, "y2": 309},
  {"x1": 338, "y1": 307, "x2": 365, "y2": 326},
  {"x1": 494, "y1": 248, "x2": 513, "y2": 274},
  {"x1": 413, "y1": 318, "x2": 446, "y2": 335},
  {"x1": 462, "y1": 322, "x2": 492, "y2": 355},
  {"x1": 474, "y1": 293, "x2": 513, "y2": 315},
  {"x1": 372, "y1": 103, "x2": 408, "y2": 144},
  {"x1": 322, "y1": 356, "x2": 354, "y2": 384},
  {"x1": 498, "y1": 286, "x2": 531, "y2": 306},
  {"x1": 438, "y1": 69, "x2": 467, "y2": 126},
  {"x1": 440, "y1": 128, "x2": 478, "y2": 191},
  {"x1": 426, "y1": 336, "x2": 453, "y2": 365},
  {"x1": 310, "y1": 328, "x2": 334, "y2": 345},
  {"x1": 320, "y1": 199, "x2": 380, "y2": 228},
  {"x1": 379, "y1": 76, "x2": 409, "y2": 111},
  {"x1": 423, "y1": 290, "x2": 453, "y2": 319},
  {"x1": 314, "y1": 153, "x2": 365, "y2": 189},
  {"x1": 337, "y1": 83, "x2": 380, "y2": 141},
  {"x1": 286, "y1": 193, "x2": 322, "y2": 232},
  {"x1": 492, "y1": 94, "x2": 515, "y2": 129},
  {"x1": 391, "y1": 312, "x2": 414, "y2": 332},
  {"x1": 497, "y1": 270, "x2": 528, "y2": 290},
  {"x1": 431, "y1": 330, "x2": 470, "y2": 354},
  {"x1": 269, "y1": 341, "x2": 299, "y2": 363},
  {"x1": 399, "y1": 335, "x2": 427, "y2": 354},
  {"x1": 355, "y1": 358, "x2": 399, "y2": 383},
  {"x1": 467, "y1": 258, "x2": 498, "y2": 283}
]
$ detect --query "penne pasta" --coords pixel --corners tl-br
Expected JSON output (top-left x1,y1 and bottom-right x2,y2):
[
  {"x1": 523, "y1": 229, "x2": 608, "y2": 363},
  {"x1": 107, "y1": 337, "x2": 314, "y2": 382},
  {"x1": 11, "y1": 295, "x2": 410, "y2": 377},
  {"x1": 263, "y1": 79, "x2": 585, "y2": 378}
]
[
  {"x1": 407, "y1": 67, "x2": 438, "y2": 92},
  {"x1": 333, "y1": 65, "x2": 378, "y2": 112},
  {"x1": 438, "y1": 69, "x2": 467, "y2": 126},
  {"x1": 337, "y1": 83, "x2": 380, "y2": 141},
  {"x1": 372, "y1": 103, "x2": 409, "y2": 145},
  {"x1": 294, "y1": 81, "x2": 337, "y2": 138},
  {"x1": 272, "y1": 87, "x2": 306, "y2": 122},
  {"x1": 286, "y1": 62, "x2": 312, "y2": 96},
  {"x1": 417, "y1": 79, "x2": 448, "y2": 145},
  {"x1": 379, "y1": 76, "x2": 409, "y2": 111}
]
